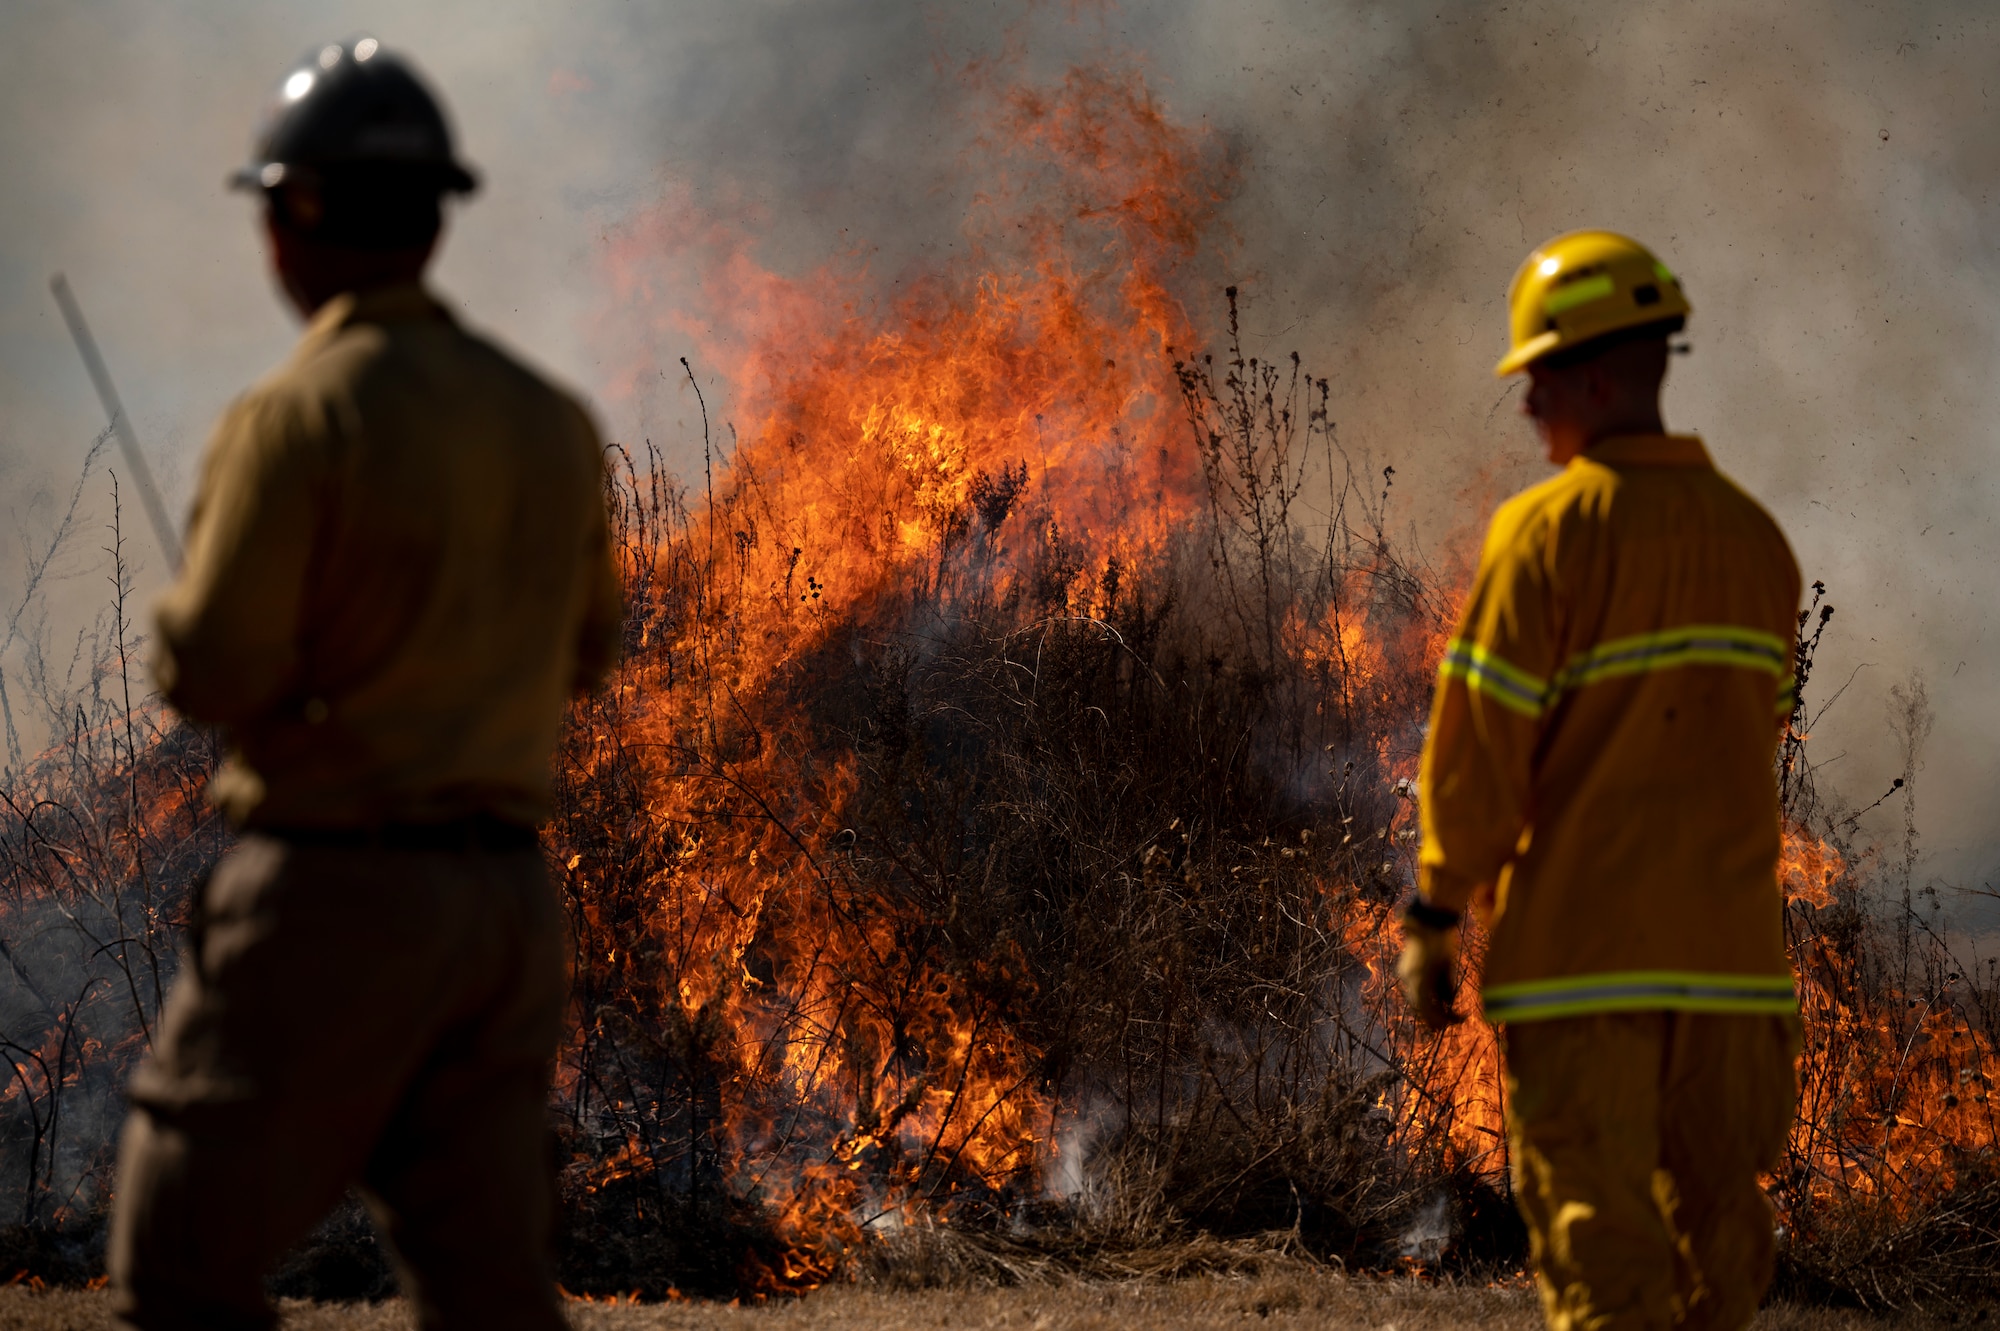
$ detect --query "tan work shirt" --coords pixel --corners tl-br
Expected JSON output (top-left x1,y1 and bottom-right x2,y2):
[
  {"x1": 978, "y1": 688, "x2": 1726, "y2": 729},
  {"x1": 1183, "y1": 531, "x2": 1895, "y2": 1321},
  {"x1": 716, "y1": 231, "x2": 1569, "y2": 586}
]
[
  {"x1": 1415, "y1": 434, "x2": 1801, "y2": 1022},
  {"x1": 154, "y1": 283, "x2": 621, "y2": 829}
]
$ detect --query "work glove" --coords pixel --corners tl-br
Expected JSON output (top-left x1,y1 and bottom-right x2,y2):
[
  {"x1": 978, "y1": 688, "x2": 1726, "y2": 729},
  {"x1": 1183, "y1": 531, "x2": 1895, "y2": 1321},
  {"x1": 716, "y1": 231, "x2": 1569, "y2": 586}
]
[{"x1": 1396, "y1": 896, "x2": 1464, "y2": 1030}]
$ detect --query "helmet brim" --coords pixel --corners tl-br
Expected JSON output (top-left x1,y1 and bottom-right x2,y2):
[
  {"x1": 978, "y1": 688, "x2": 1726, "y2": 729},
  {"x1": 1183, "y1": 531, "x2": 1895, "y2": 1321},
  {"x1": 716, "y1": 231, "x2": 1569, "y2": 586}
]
[
  {"x1": 1494, "y1": 331, "x2": 1561, "y2": 378},
  {"x1": 227, "y1": 159, "x2": 480, "y2": 195}
]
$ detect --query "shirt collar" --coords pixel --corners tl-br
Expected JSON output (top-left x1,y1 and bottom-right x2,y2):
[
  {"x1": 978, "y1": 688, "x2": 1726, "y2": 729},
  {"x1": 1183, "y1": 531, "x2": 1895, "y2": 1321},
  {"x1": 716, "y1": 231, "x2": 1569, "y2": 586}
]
[
  {"x1": 295, "y1": 282, "x2": 452, "y2": 356},
  {"x1": 1578, "y1": 433, "x2": 1712, "y2": 468}
]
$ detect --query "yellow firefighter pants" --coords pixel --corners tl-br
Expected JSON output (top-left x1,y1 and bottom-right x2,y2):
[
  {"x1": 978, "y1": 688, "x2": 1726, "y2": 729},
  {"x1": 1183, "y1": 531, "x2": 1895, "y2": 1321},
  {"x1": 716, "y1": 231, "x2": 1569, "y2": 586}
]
[{"x1": 1503, "y1": 1011, "x2": 1800, "y2": 1331}]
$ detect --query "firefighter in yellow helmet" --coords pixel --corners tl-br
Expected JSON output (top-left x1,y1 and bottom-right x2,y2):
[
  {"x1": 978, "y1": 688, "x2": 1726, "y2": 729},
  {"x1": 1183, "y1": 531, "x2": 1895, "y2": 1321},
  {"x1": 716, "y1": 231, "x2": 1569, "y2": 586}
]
[{"x1": 1399, "y1": 231, "x2": 1802, "y2": 1330}]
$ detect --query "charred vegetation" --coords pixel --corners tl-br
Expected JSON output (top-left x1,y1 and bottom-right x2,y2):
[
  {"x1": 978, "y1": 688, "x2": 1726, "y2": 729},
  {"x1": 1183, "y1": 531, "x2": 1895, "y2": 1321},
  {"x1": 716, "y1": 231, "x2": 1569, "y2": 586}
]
[{"x1": 0, "y1": 62, "x2": 1993, "y2": 1319}]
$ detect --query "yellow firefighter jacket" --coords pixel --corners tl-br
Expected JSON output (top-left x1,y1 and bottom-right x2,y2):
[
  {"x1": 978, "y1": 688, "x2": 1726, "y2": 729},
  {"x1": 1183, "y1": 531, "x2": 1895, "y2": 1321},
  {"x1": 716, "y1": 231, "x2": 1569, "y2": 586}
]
[
  {"x1": 1415, "y1": 433, "x2": 1801, "y2": 1022},
  {"x1": 154, "y1": 283, "x2": 623, "y2": 830}
]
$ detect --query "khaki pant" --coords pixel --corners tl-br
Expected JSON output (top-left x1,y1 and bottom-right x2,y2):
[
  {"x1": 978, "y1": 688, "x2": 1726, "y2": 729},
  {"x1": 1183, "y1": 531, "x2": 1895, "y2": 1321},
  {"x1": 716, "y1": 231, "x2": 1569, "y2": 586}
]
[
  {"x1": 1504, "y1": 1011, "x2": 1800, "y2": 1331},
  {"x1": 109, "y1": 835, "x2": 569, "y2": 1331}
]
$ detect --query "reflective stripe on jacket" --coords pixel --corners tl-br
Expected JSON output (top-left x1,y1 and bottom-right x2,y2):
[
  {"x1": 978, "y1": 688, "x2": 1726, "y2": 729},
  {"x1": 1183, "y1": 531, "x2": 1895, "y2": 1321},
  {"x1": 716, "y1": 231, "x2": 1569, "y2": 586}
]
[{"x1": 1415, "y1": 434, "x2": 1802, "y2": 1022}]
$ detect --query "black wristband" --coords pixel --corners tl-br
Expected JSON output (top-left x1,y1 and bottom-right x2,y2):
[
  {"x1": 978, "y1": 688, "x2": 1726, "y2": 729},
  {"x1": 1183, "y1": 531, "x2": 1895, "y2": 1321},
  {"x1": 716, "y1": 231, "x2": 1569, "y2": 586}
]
[{"x1": 1401, "y1": 894, "x2": 1463, "y2": 931}]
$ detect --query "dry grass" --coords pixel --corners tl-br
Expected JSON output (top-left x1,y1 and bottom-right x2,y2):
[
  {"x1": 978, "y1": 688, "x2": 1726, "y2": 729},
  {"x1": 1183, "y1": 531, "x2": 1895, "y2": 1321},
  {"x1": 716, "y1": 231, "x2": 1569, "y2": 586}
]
[
  {"x1": 0, "y1": 1275, "x2": 1980, "y2": 1331},
  {"x1": 7, "y1": 308, "x2": 1999, "y2": 1314},
  {"x1": 546, "y1": 311, "x2": 1484, "y2": 1297}
]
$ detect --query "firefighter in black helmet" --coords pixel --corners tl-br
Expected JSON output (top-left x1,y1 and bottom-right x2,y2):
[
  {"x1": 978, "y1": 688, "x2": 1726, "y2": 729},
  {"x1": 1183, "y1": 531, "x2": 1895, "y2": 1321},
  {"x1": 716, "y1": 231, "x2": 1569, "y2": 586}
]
[
  {"x1": 108, "y1": 40, "x2": 620, "y2": 1331},
  {"x1": 230, "y1": 37, "x2": 479, "y2": 195}
]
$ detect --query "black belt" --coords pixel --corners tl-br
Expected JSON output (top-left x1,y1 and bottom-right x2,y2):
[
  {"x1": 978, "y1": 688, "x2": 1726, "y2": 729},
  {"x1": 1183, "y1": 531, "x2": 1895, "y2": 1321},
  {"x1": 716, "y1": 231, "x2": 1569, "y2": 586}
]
[{"x1": 260, "y1": 814, "x2": 540, "y2": 853}]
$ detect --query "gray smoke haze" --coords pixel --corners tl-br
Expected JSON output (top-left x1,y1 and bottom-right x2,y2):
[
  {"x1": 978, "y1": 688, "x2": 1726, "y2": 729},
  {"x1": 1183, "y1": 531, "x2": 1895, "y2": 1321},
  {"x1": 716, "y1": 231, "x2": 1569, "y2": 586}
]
[{"x1": 4, "y1": 2, "x2": 1997, "y2": 901}]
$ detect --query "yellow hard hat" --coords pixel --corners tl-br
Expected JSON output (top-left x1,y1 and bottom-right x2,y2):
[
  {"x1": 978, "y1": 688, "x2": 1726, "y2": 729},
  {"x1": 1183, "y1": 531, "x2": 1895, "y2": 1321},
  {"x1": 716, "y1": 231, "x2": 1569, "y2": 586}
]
[{"x1": 1494, "y1": 230, "x2": 1690, "y2": 376}]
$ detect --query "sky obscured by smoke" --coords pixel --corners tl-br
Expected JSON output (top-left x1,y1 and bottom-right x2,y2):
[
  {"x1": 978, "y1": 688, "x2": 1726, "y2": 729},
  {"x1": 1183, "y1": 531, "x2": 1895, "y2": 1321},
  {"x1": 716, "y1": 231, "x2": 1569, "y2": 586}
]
[{"x1": 4, "y1": 1, "x2": 1998, "y2": 897}]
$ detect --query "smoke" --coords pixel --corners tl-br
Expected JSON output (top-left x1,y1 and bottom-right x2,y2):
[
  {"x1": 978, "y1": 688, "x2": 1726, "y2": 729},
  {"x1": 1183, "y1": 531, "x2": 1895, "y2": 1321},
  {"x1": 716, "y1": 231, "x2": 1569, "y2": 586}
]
[
  {"x1": 5, "y1": 1, "x2": 1999, "y2": 895},
  {"x1": 1398, "y1": 1191, "x2": 1452, "y2": 1266},
  {"x1": 1156, "y1": 1, "x2": 2000, "y2": 900},
  {"x1": 650, "y1": 0, "x2": 2000, "y2": 904}
]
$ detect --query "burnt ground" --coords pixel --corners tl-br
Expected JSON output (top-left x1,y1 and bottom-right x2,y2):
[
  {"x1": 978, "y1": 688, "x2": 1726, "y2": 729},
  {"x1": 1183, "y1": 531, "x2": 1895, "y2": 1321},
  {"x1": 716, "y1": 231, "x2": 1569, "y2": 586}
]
[{"x1": 0, "y1": 1274, "x2": 1981, "y2": 1330}]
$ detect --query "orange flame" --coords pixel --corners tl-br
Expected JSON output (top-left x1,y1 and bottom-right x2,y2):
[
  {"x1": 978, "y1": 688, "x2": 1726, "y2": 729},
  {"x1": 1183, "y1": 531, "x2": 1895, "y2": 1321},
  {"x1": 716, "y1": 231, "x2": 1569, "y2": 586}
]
[
  {"x1": 563, "y1": 59, "x2": 1237, "y2": 1287},
  {"x1": 1780, "y1": 825, "x2": 2000, "y2": 1228}
]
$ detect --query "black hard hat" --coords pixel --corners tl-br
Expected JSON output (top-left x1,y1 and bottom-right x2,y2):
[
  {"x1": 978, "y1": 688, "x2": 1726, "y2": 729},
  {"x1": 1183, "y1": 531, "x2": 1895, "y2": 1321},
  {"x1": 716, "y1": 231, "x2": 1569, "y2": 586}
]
[{"x1": 230, "y1": 38, "x2": 478, "y2": 195}]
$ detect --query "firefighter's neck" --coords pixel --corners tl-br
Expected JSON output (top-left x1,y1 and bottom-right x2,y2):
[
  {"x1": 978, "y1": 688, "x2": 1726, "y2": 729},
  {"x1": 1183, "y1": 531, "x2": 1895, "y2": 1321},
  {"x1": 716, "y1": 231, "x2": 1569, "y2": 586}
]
[
  {"x1": 266, "y1": 216, "x2": 436, "y2": 319},
  {"x1": 1523, "y1": 340, "x2": 1669, "y2": 467}
]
